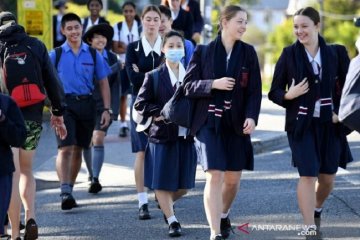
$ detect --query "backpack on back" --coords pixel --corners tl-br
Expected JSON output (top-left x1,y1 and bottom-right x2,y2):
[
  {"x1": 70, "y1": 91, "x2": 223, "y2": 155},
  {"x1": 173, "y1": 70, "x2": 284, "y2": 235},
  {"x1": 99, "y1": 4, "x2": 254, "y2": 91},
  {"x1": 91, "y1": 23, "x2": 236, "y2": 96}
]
[{"x1": 1, "y1": 41, "x2": 45, "y2": 108}]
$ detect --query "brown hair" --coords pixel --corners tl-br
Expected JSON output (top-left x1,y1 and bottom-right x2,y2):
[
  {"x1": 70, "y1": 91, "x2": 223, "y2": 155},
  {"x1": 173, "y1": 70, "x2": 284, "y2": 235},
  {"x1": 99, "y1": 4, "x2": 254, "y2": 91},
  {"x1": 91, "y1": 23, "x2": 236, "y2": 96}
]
[
  {"x1": 294, "y1": 7, "x2": 320, "y2": 25},
  {"x1": 218, "y1": 5, "x2": 247, "y2": 33},
  {"x1": 141, "y1": 5, "x2": 161, "y2": 19}
]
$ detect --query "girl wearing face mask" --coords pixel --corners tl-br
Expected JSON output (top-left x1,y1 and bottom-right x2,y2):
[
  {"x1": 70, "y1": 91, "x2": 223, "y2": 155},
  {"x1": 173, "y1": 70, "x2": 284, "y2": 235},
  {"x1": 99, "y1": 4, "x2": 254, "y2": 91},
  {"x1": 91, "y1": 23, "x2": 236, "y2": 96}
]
[
  {"x1": 126, "y1": 5, "x2": 164, "y2": 221},
  {"x1": 269, "y1": 7, "x2": 352, "y2": 234},
  {"x1": 134, "y1": 30, "x2": 197, "y2": 238}
]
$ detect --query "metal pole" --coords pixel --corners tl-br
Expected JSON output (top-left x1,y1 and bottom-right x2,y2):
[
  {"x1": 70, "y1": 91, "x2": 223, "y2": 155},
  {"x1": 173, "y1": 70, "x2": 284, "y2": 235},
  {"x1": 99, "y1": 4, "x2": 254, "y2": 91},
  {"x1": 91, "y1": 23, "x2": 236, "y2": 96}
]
[{"x1": 201, "y1": 0, "x2": 213, "y2": 44}]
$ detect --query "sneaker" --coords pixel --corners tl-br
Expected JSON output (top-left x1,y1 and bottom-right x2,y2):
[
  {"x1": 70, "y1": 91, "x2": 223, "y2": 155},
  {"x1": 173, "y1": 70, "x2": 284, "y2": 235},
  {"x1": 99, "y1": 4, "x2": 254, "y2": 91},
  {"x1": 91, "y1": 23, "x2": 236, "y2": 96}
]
[
  {"x1": 24, "y1": 218, "x2": 38, "y2": 240},
  {"x1": 168, "y1": 221, "x2": 181, "y2": 237},
  {"x1": 88, "y1": 177, "x2": 102, "y2": 194},
  {"x1": 138, "y1": 204, "x2": 151, "y2": 220},
  {"x1": 60, "y1": 193, "x2": 77, "y2": 210},
  {"x1": 20, "y1": 221, "x2": 25, "y2": 231},
  {"x1": 220, "y1": 217, "x2": 232, "y2": 239},
  {"x1": 118, "y1": 126, "x2": 128, "y2": 138}
]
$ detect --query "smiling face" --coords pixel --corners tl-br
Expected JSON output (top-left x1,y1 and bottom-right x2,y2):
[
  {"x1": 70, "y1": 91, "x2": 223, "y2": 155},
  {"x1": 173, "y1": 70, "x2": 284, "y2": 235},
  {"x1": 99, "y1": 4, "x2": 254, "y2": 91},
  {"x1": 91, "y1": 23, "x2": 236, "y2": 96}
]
[
  {"x1": 142, "y1": 10, "x2": 161, "y2": 36},
  {"x1": 61, "y1": 20, "x2": 83, "y2": 44},
  {"x1": 293, "y1": 15, "x2": 320, "y2": 46},
  {"x1": 159, "y1": 13, "x2": 172, "y2": 37},
  {"x1": 123, "y1": 4, "x2": 136, "y2": 23},
  {"x1": 89, "y1": 33, "x2": 107, "y2": 51},
  {"x1": 222, "y1": 10, "x2": 247, "y2": 41},
  {"x1": 88, "y1": 0, "x2": 102, "y2": 18}
]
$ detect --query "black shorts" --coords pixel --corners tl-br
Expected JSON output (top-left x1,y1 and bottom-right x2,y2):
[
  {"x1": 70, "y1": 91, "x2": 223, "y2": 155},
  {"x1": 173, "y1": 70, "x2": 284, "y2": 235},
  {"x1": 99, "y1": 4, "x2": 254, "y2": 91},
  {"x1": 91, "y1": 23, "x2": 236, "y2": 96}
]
[
  {"x1": 94, "y1": 110, "x2": 112, "y2": 132},
  {"x1": 57, "y1": 95, "x2": 96, "y2": 148},
  {"x1": 288, "y1": 119, "x2": 341, "y2": 177}
]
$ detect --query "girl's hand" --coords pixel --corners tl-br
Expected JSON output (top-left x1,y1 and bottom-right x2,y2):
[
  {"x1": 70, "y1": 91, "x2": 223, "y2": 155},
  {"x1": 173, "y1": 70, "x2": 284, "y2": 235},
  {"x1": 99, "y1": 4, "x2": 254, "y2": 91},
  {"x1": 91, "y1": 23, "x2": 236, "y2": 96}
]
[
  {"x1": 243, "y1": 118, "x2": 256, "y2": 135},
  {"x1": 284, "y1": 77, "x2": 309, "y2": 100},
  {"x1": 212, "y1": 77, "x2": 236, "y2": 91}
]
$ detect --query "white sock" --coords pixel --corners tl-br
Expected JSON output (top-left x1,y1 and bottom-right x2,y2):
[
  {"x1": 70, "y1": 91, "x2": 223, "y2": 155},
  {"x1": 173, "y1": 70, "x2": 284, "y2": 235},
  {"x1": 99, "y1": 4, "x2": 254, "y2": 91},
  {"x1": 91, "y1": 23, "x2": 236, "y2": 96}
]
[
  {"x1": 167, "y1": 215, "x2": 178, "y2": 225},
  {"x1": 221, "y1": 209, "x2": 230, "y2": 219},
  {"x1": 315, "y1": 207, "x2": 322, "y2": 212},
  {"x1": 138, "y1": 192, "x2": 148, "y2": 208},
  {"x1": 120, "y1": 121, "x2": 128, "y2": 128}
]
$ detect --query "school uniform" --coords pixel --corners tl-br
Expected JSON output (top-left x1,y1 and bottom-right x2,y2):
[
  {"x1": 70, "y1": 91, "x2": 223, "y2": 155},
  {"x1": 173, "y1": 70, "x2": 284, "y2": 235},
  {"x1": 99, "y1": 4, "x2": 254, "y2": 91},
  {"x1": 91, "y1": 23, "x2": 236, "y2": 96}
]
[
  {"x1": 92, "y1": 49, "x2": 120, "y2": 132},
  {"x1": 49, "y1": 42, "x2": 111, "y2": 148},
  {"x1": 135, "y1": 63, "x2": 197, "y2": 191},
  {"x1": 125, "y1": 35, "x2": 164, "y2": 152},
  {"x1": 112, "y1": 20, "x2": 141, "y2": 96},
  {"x1": 183, "y1": 35, "x2": 262, "y2": 171},
  {"x1": 171, "y1": 8, "x2": 194, "y2": 42},
  {"x1": 268, "y1": 36, "x2": 353, "y2": 176}
]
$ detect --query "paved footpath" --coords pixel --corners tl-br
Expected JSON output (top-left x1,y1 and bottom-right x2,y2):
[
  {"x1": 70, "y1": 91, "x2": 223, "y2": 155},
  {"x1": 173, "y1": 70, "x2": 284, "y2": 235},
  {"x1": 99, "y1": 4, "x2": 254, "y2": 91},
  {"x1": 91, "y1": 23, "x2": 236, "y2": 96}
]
[{"x1": 12, "y1": 96, "x2": 360, "y2": 239}]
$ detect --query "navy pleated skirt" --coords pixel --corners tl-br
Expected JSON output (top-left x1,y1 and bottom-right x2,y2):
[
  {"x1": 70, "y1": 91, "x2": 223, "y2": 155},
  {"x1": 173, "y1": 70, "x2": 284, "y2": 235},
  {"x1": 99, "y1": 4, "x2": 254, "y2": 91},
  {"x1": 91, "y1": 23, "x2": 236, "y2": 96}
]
[
  {"x1": 194, "y1": 119, "x2": 254, "y2": 172},
  {"x1": 287, "y1": 119, "x2": 346, "y2": 176},
  {"x1": 130, "y1": 95, "x2": 148, "y2": 153},
  {"x1": 144, "y1": 138, "x2": 197, "y2": 191}
]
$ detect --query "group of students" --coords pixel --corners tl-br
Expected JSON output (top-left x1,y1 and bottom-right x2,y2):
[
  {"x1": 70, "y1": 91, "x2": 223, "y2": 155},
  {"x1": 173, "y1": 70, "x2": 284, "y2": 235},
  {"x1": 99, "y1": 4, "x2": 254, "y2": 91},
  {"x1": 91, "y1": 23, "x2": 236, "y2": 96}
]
[{"x1": 0, "y1": 2, "x2": 356, "y2": 240}]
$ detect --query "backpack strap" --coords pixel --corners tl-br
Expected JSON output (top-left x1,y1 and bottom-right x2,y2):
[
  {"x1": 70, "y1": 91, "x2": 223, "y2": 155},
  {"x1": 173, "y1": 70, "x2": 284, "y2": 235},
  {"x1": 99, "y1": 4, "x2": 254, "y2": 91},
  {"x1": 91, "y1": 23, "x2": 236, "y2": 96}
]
[
  {"x1": 55, "y1": 46, "x2": 96, "y2": 69},
  {"x1": 54, "y1": 46, "x2": 62, "y2": 70},
  {"x1": 136, "y1": 19, "x2": 142, "y2": 36},
  {"x1": 88, "y1": 47, "x2": 97, "y2": 66},
  {"x1": 117, "y1": 22, "x2": 122, "y2": 41},
  {"x1": 152, "y1": 70, "x2": 159, "y2": 99}
]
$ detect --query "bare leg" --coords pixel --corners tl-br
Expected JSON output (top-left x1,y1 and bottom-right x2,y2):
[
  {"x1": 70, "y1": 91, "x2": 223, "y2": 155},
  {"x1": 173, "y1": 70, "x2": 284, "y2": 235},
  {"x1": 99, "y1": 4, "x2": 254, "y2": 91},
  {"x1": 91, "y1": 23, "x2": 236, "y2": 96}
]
[
  {"x1": 8, "y1": 148, "x2": 21, "y2": 239},
  {"x1": 70, "y1": 146, "x2": 83, "y2": 185},
  {"x1": 222, "y1": 171, "x2": 242, "y2": 214},
  {"x1": 120, "y1": 95, "x2": 127, "y2": 122},
  {"x1": 204, "y1": 170, "x2": 224, "y2": 237},
  {"x1": 156, "y1": 190, "x2": 174, "y2": 218},
  {"x1": 315, "y1": 174, "x2": 335, "y2": 208},
  {"x1": 297, "y1": 176, "x2": 317, "y2": 226},
  {"x1": 134, "y1": 151, "x2": 146, "y2": 193},
  {"x1": 56, "y1": 146, "x2": 73, "y2": 185},
  {"x1": 18, "y1": 149, "x2": 36, "y2": 222},
  {"x1": 171, "y1": 189, "x2": 188, "y2": 202}
]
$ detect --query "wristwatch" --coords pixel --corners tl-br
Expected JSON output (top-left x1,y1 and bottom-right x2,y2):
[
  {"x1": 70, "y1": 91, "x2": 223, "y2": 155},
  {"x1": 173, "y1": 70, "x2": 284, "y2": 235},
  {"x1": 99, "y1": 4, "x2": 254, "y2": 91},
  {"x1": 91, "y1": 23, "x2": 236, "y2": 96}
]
[{"x1": 103, "y1": 108, "x2": 113, "y2": 114}]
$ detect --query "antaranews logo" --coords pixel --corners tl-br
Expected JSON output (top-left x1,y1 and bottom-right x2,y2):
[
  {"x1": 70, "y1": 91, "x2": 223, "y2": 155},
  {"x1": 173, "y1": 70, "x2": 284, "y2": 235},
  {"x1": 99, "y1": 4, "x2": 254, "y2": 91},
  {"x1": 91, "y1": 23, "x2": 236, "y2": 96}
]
[{"x1": 237, "y1": 223, "x2": 317, "y2": 236}]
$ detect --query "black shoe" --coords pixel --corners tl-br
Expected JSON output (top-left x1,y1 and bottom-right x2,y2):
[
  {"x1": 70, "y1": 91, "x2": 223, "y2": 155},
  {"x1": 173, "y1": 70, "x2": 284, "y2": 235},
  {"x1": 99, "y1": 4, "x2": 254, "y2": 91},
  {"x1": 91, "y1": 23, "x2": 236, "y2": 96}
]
[
  {"x1": 24, "y1": 218, "x2": 38, "y2": 240},
  {"x1": 220, "y1": 217, "x2": 232, "y2": 239},
  {"x1": 20, "y1": 221, "x2": 25, "y2": 231},
  {"x1": 138, "y1": 204, "x2": 151, "y2": 220},
  {"x1": 119, "y1": 126, "x2": 128, "y2": 138},
  {"x1": 210, "y1": 234, "x2": 224, "y2": 240},
  {"x1": 60, "y1": 193, "x2": 77, "y2": 210},
  {"x1": 314, "y1": 209, "x2": 322, "y2": 219},
  {"x1": 168, "y1": 221, "x2": 181, "y2": 237},
  {"x1": 88, "y1": 178, "x2": 102, "y2": 194}
]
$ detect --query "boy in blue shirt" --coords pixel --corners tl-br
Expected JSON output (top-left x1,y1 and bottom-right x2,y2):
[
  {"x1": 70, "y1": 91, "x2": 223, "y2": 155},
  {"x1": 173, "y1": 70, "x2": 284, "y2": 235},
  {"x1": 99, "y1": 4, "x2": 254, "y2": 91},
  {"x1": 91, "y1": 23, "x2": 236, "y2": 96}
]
[{"x1": 49, "y1": 13, "x2": 111, "y2": 210}]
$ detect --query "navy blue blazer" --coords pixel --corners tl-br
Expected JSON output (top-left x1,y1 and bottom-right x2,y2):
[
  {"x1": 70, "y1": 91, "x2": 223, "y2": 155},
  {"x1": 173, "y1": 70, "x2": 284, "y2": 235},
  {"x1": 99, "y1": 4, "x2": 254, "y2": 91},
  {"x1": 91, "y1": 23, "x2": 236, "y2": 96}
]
[
  {"x1": 125, "y1": 40, "x2": 164, "y2": 95},
  {"x1": 185, "y1": 0, "x2": 204, "y2": 34},
  {"x1": 134, "y1": 64, "x2": 188, "y2": 143},
  {"x1": 172, "y1": 8, "x2": 194, "y2": 41},
  {"x1": 183, "y1": 40, "x2": 262, "y2": 136},
  {"x1": 268, "y1": 43, "x2": 350, "y2": 132}
]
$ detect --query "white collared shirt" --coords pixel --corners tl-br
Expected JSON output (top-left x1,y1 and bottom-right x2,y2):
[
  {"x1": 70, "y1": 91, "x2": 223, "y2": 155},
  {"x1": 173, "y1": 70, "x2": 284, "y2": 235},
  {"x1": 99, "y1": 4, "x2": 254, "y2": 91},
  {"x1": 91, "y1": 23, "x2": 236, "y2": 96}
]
[
  {"x1": 305, "y1": 48, "x2": 324, "y2": 117},
  {"x1": 171, "y1": 10, "x2": 179, "y2": 21},
  {"x1": 83, "y1": 17, "x2": 100, "y2": 32},
  {"x1": 112, "y1": 21, "x2": 140, "y2": 62},
  {"x1": 141, "y1": 35, "x2": 162, "y2": 57},
  {"x1": 165, "y1": 61, "x2": 187, "y2": 136},
  {"x1": 182, "y1": 0, "x2": 189, "y2": 9}
]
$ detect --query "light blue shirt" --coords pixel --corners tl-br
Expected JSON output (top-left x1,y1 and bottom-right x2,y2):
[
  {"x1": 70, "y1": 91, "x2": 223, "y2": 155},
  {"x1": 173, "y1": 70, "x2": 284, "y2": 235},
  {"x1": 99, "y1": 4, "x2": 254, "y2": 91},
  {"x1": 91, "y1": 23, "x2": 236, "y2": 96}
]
[{"x1": 49, "y1": 42, "x2": 111, "y2": 95}]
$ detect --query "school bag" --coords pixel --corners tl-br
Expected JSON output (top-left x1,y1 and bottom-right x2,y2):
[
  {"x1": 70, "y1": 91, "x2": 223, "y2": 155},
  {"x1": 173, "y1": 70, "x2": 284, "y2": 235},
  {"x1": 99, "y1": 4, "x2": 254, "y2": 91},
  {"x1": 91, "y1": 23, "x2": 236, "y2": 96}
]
[
  {"x1": 0, "y1": 39, "x2": 46, "y2": 108},
  {"x1": 161, "y1": 45, "x2": 207, "y2": 129},
  {"x1": 339, "y1": 55, "x2": 360, "y2": 133}
]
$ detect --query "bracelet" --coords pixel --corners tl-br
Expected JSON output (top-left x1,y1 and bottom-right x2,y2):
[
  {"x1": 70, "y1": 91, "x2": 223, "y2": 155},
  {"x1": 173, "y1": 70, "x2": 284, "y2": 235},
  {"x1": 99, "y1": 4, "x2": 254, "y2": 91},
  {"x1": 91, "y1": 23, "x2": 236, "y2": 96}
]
[{"x1": 103, "y1": 108, "x2": 112, "y2": 114}]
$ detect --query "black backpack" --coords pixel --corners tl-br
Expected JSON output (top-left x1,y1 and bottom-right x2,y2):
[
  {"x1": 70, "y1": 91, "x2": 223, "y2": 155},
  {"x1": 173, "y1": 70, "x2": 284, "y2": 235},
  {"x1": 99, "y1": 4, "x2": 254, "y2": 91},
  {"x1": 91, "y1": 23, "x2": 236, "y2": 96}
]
[{"x1": 1, "y1": 39, "x2": 46, "y2": 108}]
